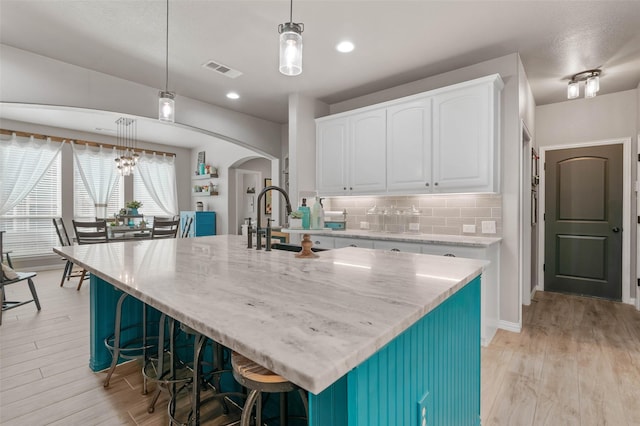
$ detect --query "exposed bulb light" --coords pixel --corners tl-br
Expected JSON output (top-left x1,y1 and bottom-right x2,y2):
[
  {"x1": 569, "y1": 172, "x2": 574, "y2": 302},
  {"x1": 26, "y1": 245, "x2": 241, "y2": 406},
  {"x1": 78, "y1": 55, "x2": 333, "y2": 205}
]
[
  {"x1": 158, "y1": 0, "x2": 175, "y2": 122},
  {"x1": 567, "y1": 81, "x2": 579, "y2": 99},
  {"x1": 585, "y1": 75, "x2": 599, "y2": 98},
  {"x1": 114, "y1": 117, "x2": 139, "y2": 176},
  {"x1": 159, "y1": 91, "x2": 175, "y2": 122},
  {"x1": 226, "y1": 92, "x2": 240, "y2": 100},
  {"x1": 566, "y1": 69, "x2": 601, "y2": 100},
  {"x1": 336, "y1": 41, "x2": 354, "y2": 53},
  {"x1": 278, "y1": 0, "x2": 304, "y2": 76}
]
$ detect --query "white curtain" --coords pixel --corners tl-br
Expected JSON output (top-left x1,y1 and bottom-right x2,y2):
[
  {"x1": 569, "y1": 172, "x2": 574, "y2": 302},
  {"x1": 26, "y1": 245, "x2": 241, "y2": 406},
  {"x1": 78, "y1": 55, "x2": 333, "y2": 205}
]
[
  {"x1": 71, "y1": 142, "x2": 120, "y2": 219},
  {"x1": 0, "y1": 134, "x2": 64, "y2": 215},
  {"x1": 136, "y1": 152, "x2": 178, "y2": 216}
]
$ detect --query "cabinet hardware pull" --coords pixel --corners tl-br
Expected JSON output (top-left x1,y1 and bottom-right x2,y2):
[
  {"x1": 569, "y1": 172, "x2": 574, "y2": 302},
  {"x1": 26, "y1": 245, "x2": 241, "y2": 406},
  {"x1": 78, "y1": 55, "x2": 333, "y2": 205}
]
[
  {"x1": 391, "y1": 248, "x2": 400, "y2": 252},
  {"x1": 434, "y1": 182, "x2": 439, "y2": 186},
  {"x1": 349, "y1": 244, "x2": 357, "y2": 247},
  {"x1": 425, "y1": 183, "x2": 429, "y2": 186},
  {"x1": 444, "y1": 253, "x2": 456, "y2": 257}
]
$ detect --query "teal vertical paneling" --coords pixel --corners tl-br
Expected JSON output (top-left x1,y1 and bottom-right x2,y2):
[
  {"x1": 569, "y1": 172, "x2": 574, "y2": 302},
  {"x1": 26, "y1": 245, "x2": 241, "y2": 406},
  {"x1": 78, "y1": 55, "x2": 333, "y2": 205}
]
[{"x1": 309, "y1": 276, "x2": 481, "y2": 426}]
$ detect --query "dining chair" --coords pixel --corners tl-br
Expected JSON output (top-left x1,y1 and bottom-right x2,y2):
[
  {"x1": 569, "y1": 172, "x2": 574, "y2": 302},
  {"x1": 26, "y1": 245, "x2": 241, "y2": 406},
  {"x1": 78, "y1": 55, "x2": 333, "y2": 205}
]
[
  {"x1": 71, "y1": 219, "x2": 109, "y2": 290},
  {"x1": 151, "y1": 217, "x2": 180, "y2": 239},
  {"x1": 1, "y1": 231, "x2": 41, "y2": 325},
  {"x1": 53, "y1": 218, "x2": 87, "y2": 289},
  {"x1": 181, "y1": 216, "x2": 193, "y2": 238}
]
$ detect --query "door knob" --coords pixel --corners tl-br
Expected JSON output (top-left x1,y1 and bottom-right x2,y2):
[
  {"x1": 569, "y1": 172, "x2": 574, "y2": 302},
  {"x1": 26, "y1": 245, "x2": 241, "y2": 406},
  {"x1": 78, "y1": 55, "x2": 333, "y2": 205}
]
[{"x1": 612, "y1": 227, "x2": 621, "y2": 233}]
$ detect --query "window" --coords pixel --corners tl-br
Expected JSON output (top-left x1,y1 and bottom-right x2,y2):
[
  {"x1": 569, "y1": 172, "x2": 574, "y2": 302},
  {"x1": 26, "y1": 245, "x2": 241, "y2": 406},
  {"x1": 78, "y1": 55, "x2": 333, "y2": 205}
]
[
  {"x1": 0, "y1": 156, "x2": 61, "y2": 258},
  {"x1": 74, "y1": 168, "x2": 123, "y2": 219},
  {"x1": 72, "y1": 145, "x2": 123, "y2": 219},
  {"x1": 133, "y1": 153, "x2": 178, "y2": 220}
]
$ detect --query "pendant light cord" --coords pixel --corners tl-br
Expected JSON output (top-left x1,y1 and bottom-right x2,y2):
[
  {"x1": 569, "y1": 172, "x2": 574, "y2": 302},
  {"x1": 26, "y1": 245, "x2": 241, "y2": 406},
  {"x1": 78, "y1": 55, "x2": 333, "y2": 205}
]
[
  {"x1": 289, "y1": 0, "x2": 293, "y2": 23},
  {"x1": 165, "y1": 0, "x2": 169, "y2": 91}
]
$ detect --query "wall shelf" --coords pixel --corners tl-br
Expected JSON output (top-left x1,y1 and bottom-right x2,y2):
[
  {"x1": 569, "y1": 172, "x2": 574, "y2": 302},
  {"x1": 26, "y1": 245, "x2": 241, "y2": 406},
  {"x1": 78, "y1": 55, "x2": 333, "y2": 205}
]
[
  {"x1": 193, "y1": 192, "x2": 219, "y2": 197},
  {"x1": 192, "y1": 173, "x2": 218, "y2": 180}
]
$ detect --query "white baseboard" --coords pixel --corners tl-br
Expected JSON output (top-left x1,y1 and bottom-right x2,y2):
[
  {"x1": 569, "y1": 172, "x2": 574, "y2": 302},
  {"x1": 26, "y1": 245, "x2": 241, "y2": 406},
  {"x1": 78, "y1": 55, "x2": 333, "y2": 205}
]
[{"x1": 498, "y1": 320, "x2": 521, "y2": 333}]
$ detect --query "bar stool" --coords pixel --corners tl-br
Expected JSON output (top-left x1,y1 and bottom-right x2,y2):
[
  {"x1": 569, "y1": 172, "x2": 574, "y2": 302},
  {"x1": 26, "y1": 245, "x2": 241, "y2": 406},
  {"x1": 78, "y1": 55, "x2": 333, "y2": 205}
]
[
  {"x1": 167, "y1": 324, "x2": 244, "y2": 425},
  {"x1": 231, "y1": 352, "x2": 308, "y2": 426}
]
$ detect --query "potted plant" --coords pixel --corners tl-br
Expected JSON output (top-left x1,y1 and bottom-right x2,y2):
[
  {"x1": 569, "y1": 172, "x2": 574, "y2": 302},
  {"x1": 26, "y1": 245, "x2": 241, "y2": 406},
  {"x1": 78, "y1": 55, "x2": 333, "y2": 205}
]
[
  {"x1": 126, "y1": 200, "x2": 143, "y2": 215},
  {"x1": 289, "y1": 211, "x2": 303, "y2": 229}
]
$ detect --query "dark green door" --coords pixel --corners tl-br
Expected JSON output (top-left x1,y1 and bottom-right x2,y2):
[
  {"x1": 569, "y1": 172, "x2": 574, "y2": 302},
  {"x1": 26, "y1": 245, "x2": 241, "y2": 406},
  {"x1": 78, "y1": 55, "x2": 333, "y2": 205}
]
[{"x1": 544, "y1": 144, "x2": 623, "y2": 300}]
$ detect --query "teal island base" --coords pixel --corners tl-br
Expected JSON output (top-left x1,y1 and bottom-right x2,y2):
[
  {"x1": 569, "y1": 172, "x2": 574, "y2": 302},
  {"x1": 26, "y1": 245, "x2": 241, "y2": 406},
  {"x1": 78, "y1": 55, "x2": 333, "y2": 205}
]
[{"x1": 89, "y1": 275, "x2": 480, "y2": 426}]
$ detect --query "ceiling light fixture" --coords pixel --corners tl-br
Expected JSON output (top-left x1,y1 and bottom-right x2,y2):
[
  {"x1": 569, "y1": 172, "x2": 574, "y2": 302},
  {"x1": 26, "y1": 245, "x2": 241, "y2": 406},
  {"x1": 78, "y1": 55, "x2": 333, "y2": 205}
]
[
  {"x1": 336, "y1": 41, "x2": 354, "y2": 53},
  {"x1": 158, "y1": 0, "x2": 175, "y2": 122},
  {"x1": 226, "y1": 92, "x2": 240, "y2": 100},
  {"x1": 278, "y1": 0, "x2": 304, "y2": 76},
  {"x1": 567, "y1": 69, "x2": 601, "y2": 100},
  {"x1": 114, "y1": 117, "x2": 139, "y2": 176}
]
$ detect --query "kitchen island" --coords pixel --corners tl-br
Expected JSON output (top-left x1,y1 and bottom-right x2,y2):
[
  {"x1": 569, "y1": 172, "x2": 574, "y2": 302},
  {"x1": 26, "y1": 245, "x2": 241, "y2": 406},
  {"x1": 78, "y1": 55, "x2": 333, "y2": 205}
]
[{"x1": 54, "y1": 235, "x2": 486, "y2": 426}]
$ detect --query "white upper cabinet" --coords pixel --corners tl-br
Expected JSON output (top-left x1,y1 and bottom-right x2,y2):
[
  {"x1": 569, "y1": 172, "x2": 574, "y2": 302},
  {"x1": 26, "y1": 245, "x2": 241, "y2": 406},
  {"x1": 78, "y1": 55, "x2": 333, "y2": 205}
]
[
  {"x1": 349, "y1": 109, "x2": 387, "y2": 193},
  {"x1": 386, "y1": 99, "x2": 432, "y2": 191},
  {"x1": 317, "y1": 109, "x2": 386, "y2": 195},
  {"x1": 432, "y1": 83, "x2": 497, "y2": 193},
  {"x1": 317, "y1": 117, "x2": 348, "y2": 194},
  {"x1": 316, "y1": 74, "x2": 503, "y2": 196}
]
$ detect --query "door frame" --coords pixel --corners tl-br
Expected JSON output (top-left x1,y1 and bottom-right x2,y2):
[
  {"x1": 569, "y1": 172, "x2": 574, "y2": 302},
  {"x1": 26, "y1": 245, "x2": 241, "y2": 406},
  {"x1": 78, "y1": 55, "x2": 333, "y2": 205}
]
[
  {"x1": 519, "y1": 121, "x2": 533, "y2": 309},
  {"x1": 234, "y1": 169, "x2": 262, "y2": 235},
  {"x1": 538, "y1": 137, "x2": 631, "y2": 304}
]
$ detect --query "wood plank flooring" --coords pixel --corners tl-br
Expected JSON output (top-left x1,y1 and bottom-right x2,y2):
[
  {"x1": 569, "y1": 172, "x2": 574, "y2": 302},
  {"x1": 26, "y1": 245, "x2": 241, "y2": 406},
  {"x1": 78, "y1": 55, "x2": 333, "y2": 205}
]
[{"x1": 2, "y1": 268, "x2": 640, "y2": 425}]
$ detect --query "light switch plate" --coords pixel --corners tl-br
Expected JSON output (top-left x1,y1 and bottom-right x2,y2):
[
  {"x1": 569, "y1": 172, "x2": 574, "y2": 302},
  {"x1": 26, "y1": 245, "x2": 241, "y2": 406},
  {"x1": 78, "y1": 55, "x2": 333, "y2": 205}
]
[
  {"x1": 482, "y1": 221, "x2": 496, "y2": 234},
  {"x1": 360, "y1": 221, "x2": 370, "y2": 230},
  {"x1": 462, "y1": 224, "x2": 476, "y2": 233}
]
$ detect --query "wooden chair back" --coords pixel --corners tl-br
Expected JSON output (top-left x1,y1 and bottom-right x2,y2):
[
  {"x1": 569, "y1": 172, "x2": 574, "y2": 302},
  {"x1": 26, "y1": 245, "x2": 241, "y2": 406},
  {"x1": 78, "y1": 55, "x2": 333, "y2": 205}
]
[
  {"x1": 152, "y1": 218, "x2": 180, "y2": 239},
  {"x1": 72, "y1": 220, "x2": 109, "y2": 245},
  {"x1": 53, "y1": 218, "x2": 72, "y2": 247}
]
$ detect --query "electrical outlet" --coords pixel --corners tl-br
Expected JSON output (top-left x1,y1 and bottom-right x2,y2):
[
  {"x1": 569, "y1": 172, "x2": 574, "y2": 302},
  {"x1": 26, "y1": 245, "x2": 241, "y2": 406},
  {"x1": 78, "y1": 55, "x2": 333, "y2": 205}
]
[
  {"x1": 481, "y1": 220, "x2": 496, "y2": 234},
  {"x1": 417, "y1": 392, "x2": 430, "y2": 426},
  {"x1": 462, "y1": 224, "x2": 476, "y2": 233},
  {"x1": 360, "y1": 221, "x2": 370, "y2": 230}
]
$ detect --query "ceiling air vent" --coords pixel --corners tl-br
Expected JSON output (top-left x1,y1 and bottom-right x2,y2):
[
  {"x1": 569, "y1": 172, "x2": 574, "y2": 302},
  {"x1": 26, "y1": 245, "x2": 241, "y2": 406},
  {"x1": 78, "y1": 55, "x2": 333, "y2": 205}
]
[{"x1": 202, "y1": 60, "x2": 243, "y2": 79}]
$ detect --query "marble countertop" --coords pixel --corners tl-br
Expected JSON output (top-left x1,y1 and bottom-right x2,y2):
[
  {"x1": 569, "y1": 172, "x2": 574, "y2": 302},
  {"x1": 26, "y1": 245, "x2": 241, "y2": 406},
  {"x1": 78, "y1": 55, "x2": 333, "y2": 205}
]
[
  {"x1": 308, "y1": 229, "x2": 502, "y2": 247},
  {"x1": 54, "y1": 235, "x2": 485, "y2": 394}
]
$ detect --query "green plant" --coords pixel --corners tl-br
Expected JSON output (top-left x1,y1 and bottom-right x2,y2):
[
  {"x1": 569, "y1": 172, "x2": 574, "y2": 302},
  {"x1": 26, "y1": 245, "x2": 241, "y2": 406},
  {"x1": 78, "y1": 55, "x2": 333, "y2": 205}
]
[
  {"x1": 126, "y1": 200, "x2": 143, "y2": 209},
  {"x1": 290, "y1": 211, "x2": 303, "y2": 219}
]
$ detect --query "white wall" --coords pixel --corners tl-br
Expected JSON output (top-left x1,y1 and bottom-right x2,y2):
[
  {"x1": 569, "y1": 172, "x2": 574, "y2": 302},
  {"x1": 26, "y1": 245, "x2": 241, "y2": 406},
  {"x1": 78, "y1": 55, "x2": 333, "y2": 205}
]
[
  {"x1": 0, "y1": 44, "x2": 283, "y2": 158},
  {"x1": 536, "y1": 89, "x2": 638, "y2": 299},
  {"x1": 326, "y1": 53, "x2": 523, "y2": 328},
  {"x1": 189, "y1": 139, "x2": 265, "y2": 235},
  {"x1": 288, "y1": 94, "x2": 329, "y2": 207}
]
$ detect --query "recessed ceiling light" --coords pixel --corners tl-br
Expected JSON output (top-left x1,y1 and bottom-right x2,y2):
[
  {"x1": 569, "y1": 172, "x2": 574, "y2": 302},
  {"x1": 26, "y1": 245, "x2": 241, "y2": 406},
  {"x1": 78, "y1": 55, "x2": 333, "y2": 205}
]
[
  {"x1": 226, "y1": 92, "x2": 240, "y2": 100},
  {"x1": 336, "y1": 41, "x2": 354, "y2": 53}
]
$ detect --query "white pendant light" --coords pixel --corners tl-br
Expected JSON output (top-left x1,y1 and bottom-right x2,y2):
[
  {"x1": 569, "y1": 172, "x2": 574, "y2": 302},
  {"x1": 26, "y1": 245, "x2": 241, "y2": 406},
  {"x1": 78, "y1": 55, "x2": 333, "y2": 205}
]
[
  {"x1": 158, "y1": 0, "x2": 175, "y2": 122},
  {"x1": 278, "y1": 0, "x2": 304, "y2": 76}
]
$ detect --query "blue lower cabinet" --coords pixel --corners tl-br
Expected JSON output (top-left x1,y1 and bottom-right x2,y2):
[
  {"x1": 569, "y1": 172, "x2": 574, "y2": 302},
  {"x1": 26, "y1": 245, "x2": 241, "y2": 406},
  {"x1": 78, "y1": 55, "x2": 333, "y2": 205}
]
[
  {"x1": 309, "y1": 276, "x2": 481, "y2": 426},
  {"x1": 180, "y1": 211, "x2": 216, "y2": 237}
]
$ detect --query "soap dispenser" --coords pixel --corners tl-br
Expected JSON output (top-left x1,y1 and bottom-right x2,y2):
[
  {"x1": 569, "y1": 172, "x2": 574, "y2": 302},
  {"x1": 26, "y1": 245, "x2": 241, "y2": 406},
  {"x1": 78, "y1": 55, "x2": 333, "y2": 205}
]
[{"x1": 298, "y1": 198, "x2": 310, "y2": 230}]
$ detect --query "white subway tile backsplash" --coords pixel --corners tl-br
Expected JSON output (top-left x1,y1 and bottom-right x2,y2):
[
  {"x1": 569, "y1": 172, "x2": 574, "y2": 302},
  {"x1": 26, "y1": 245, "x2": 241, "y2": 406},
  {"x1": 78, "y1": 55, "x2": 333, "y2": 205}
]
[{"x1": 325, "y1": 194, "x2": 502, "y2": 236}]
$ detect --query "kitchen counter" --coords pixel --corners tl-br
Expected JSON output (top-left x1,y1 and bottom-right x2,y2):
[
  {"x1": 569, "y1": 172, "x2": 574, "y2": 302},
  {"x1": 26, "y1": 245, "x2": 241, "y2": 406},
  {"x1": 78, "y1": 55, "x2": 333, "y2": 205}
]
[
  {"x1": 55, "y1": 235, "x2": 484, "y2": 394},
  {"x1": 308, "y1": 228, "x2": 501, "y2": 247}
]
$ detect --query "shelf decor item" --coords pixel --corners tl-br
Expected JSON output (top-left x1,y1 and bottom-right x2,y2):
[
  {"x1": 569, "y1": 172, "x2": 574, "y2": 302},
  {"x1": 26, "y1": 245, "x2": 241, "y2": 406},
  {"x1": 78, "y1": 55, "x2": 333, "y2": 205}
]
[{"x1": 126, "y1": 200, "x2": 143, "y2": 216}]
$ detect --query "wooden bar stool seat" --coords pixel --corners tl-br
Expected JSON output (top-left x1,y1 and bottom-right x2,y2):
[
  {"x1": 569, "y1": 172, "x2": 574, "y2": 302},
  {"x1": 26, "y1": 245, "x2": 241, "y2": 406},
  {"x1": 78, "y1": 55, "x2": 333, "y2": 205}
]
[{"x1": 231, "y1": 352, "x2": 308, "y2": 426}]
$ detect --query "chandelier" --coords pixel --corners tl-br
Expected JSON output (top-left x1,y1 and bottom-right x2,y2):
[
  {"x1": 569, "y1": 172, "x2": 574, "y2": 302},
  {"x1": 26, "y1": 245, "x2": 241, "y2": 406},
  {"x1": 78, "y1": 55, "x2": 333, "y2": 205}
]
[{"x1": 114, "y1": 117, "x2": 139, "y2": 176}]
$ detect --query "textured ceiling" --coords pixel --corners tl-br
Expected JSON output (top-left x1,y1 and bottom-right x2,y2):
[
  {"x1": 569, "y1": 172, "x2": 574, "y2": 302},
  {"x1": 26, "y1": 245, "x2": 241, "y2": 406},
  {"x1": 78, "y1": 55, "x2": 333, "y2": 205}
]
[{"x1": 1, "y1": 0, "x2": 639, "y2": 126}]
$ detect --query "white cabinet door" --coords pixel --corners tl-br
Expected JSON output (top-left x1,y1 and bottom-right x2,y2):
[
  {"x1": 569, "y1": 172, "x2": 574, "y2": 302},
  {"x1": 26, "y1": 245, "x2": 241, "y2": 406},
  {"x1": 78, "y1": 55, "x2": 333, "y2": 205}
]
[
  {"x1": 432, "y1": 84, "x2": 495, "y2": 193},
  {"x1": 310, "y1": 236, "x2": 335, "y2": 249},
  {"x1": 349, "y1": 109, "x2": 387, "y2": 193},
  {"x1": 317, "y1": 117, "x2": 349, "y2": 195},
  {"x1": 386, "y1": 99, "x2": 432, "y2": 192}
]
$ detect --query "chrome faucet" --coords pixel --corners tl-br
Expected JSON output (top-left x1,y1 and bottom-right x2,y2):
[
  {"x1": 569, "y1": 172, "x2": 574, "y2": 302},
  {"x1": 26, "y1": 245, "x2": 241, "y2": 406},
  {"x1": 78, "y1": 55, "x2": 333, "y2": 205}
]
[{"x1": 255, "y1": 185, "x2": 293, "y2": 251}]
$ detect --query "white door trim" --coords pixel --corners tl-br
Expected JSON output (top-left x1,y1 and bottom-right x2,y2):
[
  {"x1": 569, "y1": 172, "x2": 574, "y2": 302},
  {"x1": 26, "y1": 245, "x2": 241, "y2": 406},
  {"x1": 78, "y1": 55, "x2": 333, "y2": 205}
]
[
  {"x1": 538, "y1": 137, "x2": 631, "y2": 304},
  {"x1": 519, "y1": 120, "x2": 533, "y2": 310}
]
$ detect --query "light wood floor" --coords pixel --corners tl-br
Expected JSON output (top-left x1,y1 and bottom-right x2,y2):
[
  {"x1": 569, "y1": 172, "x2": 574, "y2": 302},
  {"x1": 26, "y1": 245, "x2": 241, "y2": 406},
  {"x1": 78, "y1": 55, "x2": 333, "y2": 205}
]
[{"x1": 2, "y1": 269, "x2": 640, "y2": 425}]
